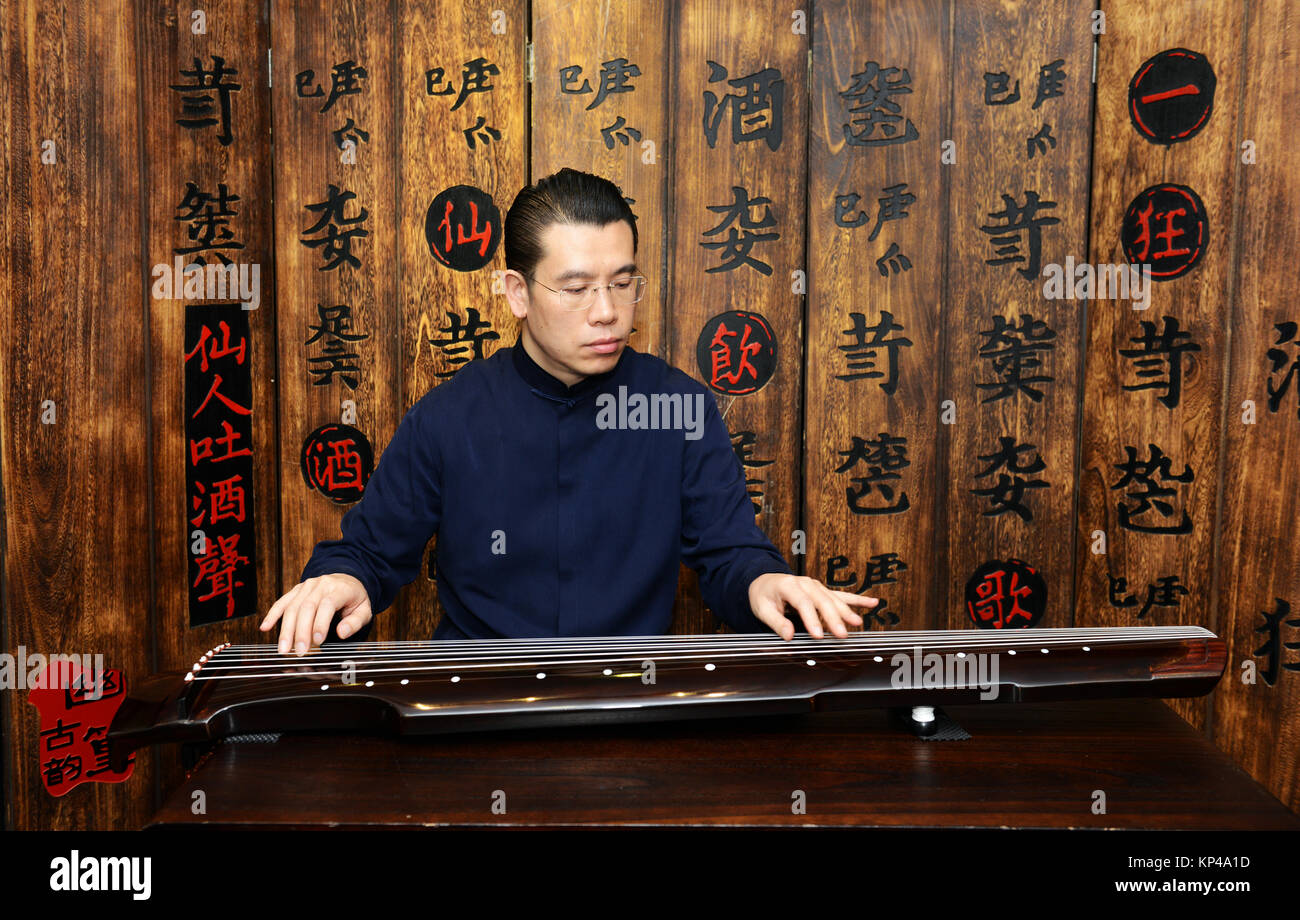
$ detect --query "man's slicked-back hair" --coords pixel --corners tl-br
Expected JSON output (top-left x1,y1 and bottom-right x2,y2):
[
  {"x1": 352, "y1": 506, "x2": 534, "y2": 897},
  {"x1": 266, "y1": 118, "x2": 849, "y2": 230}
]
[{"x1": 504, "y1": 168, "x2": 638, "y2": 279}]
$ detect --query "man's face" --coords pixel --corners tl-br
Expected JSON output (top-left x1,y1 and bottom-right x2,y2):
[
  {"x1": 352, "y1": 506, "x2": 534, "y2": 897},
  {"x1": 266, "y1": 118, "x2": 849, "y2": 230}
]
[{"x1": 507, "y1": 220, "x2": 637, "y2": 387}]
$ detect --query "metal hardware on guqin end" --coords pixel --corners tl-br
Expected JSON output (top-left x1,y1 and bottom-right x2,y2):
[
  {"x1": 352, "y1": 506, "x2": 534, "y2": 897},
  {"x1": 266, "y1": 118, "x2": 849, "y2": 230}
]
[{"x1": 107, "y1": 626, "x2": 1226, "y2": 770}]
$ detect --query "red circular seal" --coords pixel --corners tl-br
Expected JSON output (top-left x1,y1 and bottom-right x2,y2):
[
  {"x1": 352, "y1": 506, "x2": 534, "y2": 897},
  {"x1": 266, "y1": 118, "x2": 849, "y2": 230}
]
[
  {"x1": 695, "y1": 311, "x2": 778, "y2": 396},
  {"x1": 300, "y1": 423, "x2": 374, "y2": 503}
]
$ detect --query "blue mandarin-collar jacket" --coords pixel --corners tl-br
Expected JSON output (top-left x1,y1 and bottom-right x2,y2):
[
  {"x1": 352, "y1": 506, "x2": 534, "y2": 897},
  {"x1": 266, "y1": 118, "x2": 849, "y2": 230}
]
[{"x1": 300, "y1": 333, "x2": 793, "y2": 638}]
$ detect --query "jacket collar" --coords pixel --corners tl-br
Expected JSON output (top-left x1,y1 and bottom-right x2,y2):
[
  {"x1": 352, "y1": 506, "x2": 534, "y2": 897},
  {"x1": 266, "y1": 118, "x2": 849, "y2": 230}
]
[{"x1": 511, "y1": 329, "x2": 628, "y2": 401}]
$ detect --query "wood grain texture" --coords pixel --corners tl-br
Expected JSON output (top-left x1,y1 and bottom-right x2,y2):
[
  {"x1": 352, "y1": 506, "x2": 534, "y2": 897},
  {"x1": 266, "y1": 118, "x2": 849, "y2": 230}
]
[
  {"x1": 1, "y1": 0, "x2": 153, "y2": 829},
  {"x1": 1079, "y1": 0, "x2": 1244, "y2": 733},
  {"x1": 666, "y1": 0, "x2": 806, "y2": 633},
  {"x1": 806, "y1": 0, "x2": 950, "y2": 633},
  {"x1": 394, "y1": 0, "x2": 526, "y2": 640},
  {"x1": 5, "y1": 0, "x2": 1300, "y2": 830},
  {"x1": 146, "y1": 698, "x2": 1300, "y2": 829},
  {"x1": 138, "y1": 0, "x2": 276, "y2": 798},
  {"x1": 532, "y1": 0, "x2": 668, "y2": 360},
  {"x1": 944, "y1": 0, "x2": 1093, "y2": 632},
  {"x1": 270, "y1": 0, "x2": 400, "y2": 638},
  {"x1": 1211, "y1": 0, "x2": 1300, "y2": 810}
]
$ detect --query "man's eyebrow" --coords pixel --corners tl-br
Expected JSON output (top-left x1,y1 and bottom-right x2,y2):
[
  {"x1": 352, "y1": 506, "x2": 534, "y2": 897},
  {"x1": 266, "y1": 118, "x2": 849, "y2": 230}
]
[{"x1": 552, "y1": 263, "x2": 638, "y2": 283}]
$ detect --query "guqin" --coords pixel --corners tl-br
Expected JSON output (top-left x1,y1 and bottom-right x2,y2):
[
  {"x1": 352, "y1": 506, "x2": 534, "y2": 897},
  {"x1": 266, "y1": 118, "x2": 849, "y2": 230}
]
[{"x1": 108, "y1": 626, "x2": 1226, "y2": 771}]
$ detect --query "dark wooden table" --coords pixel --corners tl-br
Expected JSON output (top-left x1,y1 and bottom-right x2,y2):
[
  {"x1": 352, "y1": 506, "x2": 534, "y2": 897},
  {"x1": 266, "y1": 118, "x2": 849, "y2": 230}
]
[{"x1": 148, "y1": 697, "x2": 1300, "y2": 829}]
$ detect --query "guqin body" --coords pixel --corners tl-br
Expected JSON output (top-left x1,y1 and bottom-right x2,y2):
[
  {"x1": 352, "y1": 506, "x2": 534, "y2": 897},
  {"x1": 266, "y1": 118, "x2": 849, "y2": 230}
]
[{"x1": 107, "y1": 626, "x2": 1226, "y2": 771}]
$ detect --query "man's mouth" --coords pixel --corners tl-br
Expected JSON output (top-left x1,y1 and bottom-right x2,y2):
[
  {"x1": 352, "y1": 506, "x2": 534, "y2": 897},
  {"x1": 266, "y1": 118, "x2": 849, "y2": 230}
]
[{"x1": 586, "y1": 338, "x2": 621, "y2": 354}]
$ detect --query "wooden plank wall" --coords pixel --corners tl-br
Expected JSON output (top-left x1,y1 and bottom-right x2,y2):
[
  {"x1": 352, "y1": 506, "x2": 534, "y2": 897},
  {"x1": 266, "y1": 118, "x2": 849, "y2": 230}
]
[
  {"x1": 396, "y1": 0, "x2": 527, "y2": 638},
  {"x1": 532, "y1": 0, "x2": 668, "y2": 359},
  {"x1": 1211, "y1": 0, "x2": 1300, "y2": 807},
  {"x1": 4, "y1": 0, "x2": 1300, "y2": 829},
  {"x1": 271, "y1": 0, "x2": 402, "y2": 643},
  {"x1": 807, "y1": 0, "x2": 950, "y2": 631},
  {"x1": 139, "y1": 0, "x2": 277, "y2": 797},
  {"x1": 944, "y1": 1, "x2": 1093, "y2": 633},
  {"x1": 667, "y1": 0, "x2": 806, "y2": 632},
  {"x1": 1081, "y1": 0, "x2": 1242, "y2": 736},
  {"x1": 1, "y1": 0, "x2": 154, "y2": 829}
]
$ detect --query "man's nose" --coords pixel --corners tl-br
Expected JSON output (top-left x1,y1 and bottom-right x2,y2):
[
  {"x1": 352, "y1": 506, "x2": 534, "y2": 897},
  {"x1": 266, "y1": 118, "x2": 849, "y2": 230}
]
[{"x1": 588, "y1": 284, "x2": 618, "y2": 318}]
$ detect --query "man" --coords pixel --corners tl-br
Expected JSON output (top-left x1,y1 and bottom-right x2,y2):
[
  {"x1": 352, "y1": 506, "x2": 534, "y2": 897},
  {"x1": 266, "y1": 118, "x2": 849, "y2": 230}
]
[{"x1": 261, "y1": 168, "x2": 879, "y2": 656}]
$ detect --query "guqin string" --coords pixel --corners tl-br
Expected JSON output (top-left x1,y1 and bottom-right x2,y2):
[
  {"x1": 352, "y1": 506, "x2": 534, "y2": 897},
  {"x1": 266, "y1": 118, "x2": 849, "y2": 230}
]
[{"x1": 187, "y1": 627, "x2": 1216, "y2": 682}]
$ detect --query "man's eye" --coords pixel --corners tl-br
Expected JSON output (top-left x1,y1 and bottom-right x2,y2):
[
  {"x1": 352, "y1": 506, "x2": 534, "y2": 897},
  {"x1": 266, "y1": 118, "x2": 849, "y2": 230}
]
[
  {"x1": 562, "y1": 286, "x2": 589, "y2": 296},
  {"x1": 611, "y1": 279, "x2": 633, "y2": 290}
]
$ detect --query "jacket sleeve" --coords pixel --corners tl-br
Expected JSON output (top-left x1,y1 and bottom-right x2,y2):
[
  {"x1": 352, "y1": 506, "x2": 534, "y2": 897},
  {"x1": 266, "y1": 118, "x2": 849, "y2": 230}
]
[
  {"x1": 679, "y1": 390, "x2": 793, "y2": 632},
  {"x1": 299, "y1": 396, "x2": 442, "y2": 617}
]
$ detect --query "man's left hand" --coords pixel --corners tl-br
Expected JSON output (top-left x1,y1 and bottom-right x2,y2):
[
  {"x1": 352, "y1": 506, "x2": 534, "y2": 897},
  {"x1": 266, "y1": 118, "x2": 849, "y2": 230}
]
[{"x1": 747, "y1": 573, "x2": 880, "y2": 639}]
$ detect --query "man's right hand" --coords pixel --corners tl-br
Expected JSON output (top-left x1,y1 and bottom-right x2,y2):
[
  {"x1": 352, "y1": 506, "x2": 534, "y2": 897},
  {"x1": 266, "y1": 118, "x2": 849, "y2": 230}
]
[{"x1": 259, "y1": 573, "x2": 373, "y2": 656}]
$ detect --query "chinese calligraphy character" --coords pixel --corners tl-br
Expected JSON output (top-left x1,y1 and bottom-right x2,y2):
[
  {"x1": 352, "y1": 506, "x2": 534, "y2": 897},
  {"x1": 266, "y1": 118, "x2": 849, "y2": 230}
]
[
  {"x1": 306, "y1": 303, "x2": 370, "y2": 389},
  {"x1": 700, "y1": 186, "x2": 778, "y2": 275},
  {"x1": 731, "y1": 431, "x2": 774, "y2": 515},
  {"x1": 965, "y1": 559, "x2": 1045, "y2": 628},
  {"x1": 975, "y1": 313, "x2": 1057, "y2": 403},
  {"x1": 834, "y1": 434, "x2": 911, "y2": 514},
  {"x1": 301, "y1": 184, "x2": 369, "y2": 271},
  {"x1": 697, "y1": 312, "x2": 777, "y2": 395},
  {"x1": 297, "y1": 59, "x2": 368, "y2": 113},
  {"x1": 1032, "y1": 59, "x2": 1067, "y2": 108},
  {"x1": 333, "y1": 117, "x2": 371, "y2": 152},
  {"x1": 463, "y1": 115, "x2": 502, "y2": 149},
  {"x1": 840, "y1": 62, "x2": 918, "y2": 146},
  {"x1": 703, "y1": 61, "x2": 784, "y2": 150},
  {"x1": 425, "y1": 307, "x2": 500, "y2": 378},
  {"x1": 834, "y1": 311, "x2": 913, "y2": 393},
  {"x1": 1106, "y1": 572, "x2": 1188, "y2": 619},
  {"x1": 190, "y1": 419, "x2": 252, "y2": 466},
  {"x1": 1121, "y1": 184, "x2": 1208, "y2": 280},
  {"x1": 875, "y1": 243, "x2": 912, "y2": 276},
  {"x1": 184, "y1": 319, "x2": 247, "y2": 372},
  {"x1": 826, "y1": 552, "x2": 909, "y2": 593},
  {"x1": 980, "y1": 190, "x2": 1060, "y2": 280},
  {"x1": 866, "y1": 183, "x2": 915, "y2": 242},
  {"x1": 1026, "y1": 123, "x2": 1057, "y2": 159},
  {"x1": 174, "y1": 182, "x2": 245, "y2": 265},
  {"x1": 301, "y1": 424, "x2": 373, "y2": 503},
  {"x1": 1111, "y1": 443, "x2": 1194, "y2": 534},
  {"x1": 193, "y1": 533, "x2": 249, "y2": 617},
  {"x1": 425, "y1": 185, "x2": 502, "y2": 272},
  {"x1": 426, "y1": 57, "x2": 499, "y2": 110},
  {"x1": 1118, "y1": 315, "x2": 1201, "y2": 409},
  {"x1": 560, "y1": 58, "x2": 640, "y2": 109},
  {"x1": 1253, "y1": 598, "x2": 1300, "y2": 686},
  {"x1": 600, "y1": 116, "x2": 642, "y2": 149},
  {"x1": 170, "y1": 55, "x2": 240, "y2": 146},
  {"x1": 970, "y1": 436, "x2": 1048, "y2": 521},
  {"x1": 983, "y1": 71, "x2": 1020, "y2": 105},
  {"x1": 1266, "y1": 321, "x2": 1300, "y2": 418}
]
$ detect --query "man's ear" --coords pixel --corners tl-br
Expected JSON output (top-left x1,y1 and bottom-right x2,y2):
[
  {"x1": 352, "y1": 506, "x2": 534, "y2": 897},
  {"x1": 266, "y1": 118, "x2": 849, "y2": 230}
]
[{"x1": 503, "y1": 270, "x2": 529, "y2": 320}]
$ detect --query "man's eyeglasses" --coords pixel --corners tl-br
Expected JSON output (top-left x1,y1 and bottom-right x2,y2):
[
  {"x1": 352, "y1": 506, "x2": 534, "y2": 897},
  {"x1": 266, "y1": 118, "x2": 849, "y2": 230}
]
[{"x1": 527, "y1": 274, "x2": 647, "y2": 311}]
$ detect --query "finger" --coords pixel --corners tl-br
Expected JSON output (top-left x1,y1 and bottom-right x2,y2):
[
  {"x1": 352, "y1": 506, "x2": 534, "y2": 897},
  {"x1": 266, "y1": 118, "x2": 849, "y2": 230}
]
[
  {"x1": 809, "y1": 583, "x2": 862, "y2": 630},
  {"x1": 830, "y1": 589, "x2": 863, "y2": 628},
  {"x1": 783, "y1": 586, "x2": 824, "y2": 639},
  {"x1": 808, "y1": 589, "x2": 850, "y2": 639},
  {"x1": 293, "y1": 589, "x2": 328, "y2": 656},
  {"x1": 260, "y1": 584, "x2": 299, "y2": 631},
  {"x1": 311, "y1": 595, "x2": 338, "y2": 649},
  {"x1": 829, "y1": 589, "x2": 880, "y2": 606},
  {"x1": 277, "y1": 601, "x2": 301, "y2": 655},
  {"x1": 751, "y1": 594, "x2": 795, "y2": 640},
  {"x1": 811, "y1": 592, "x2": 852, "y2": 636},
  {"x1": 336, "y1": 604, "x2": 372, "y2": 640},
  {"x1": 295, "y1": 588, "x2": 337, "y2": 656}
]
